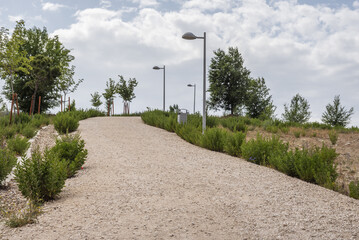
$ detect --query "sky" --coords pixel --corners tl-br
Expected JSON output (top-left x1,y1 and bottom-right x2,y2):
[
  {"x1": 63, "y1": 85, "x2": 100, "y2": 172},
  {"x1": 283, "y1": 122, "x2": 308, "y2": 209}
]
[{"x1": 1, "y1": 0, "x2": 359, "y2": 126}]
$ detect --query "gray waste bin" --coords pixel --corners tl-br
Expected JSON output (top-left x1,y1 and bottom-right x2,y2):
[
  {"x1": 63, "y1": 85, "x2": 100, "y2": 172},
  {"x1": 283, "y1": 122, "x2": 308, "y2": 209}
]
[{"x1": 177, "y1": 109, "x2": 188, "y2": 124}]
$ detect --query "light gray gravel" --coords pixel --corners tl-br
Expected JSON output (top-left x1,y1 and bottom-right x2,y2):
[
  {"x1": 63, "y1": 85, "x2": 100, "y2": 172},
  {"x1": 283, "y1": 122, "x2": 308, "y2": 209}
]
[{"x1": 1, "y1": 117, "x2": 359, "y2": 239}]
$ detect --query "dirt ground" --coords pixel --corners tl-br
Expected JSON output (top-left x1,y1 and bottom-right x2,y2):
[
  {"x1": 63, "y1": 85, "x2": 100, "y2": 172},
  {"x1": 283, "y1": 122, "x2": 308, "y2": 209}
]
[{"x1": 1, "y1": 117, "x2": 359, "y2": 239}]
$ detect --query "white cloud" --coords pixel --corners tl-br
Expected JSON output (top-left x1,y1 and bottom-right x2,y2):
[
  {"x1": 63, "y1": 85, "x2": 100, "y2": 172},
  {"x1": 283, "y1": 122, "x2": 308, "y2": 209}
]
[
  {"x1": 133, "y1": 0, "x2": 159, "y2": 8},
  {"x1": 42, "y1": 2, "x2": 66, "y2": 11},
  {"x1": 52, "y1": 0, "x2": 359, "y2": 125},
  {"x1": 353, "y1": 1, "x2": 359, "y2": 8},
  {"x1": 100, "y1": 0, "x2": 112, "y2": 8}
]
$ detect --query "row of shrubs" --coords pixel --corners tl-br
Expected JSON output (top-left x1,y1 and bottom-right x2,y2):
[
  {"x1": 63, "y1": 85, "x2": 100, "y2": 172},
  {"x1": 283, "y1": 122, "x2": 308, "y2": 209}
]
[{"x1": 141, "y1": 110, "x2": 359, "y2": 199}]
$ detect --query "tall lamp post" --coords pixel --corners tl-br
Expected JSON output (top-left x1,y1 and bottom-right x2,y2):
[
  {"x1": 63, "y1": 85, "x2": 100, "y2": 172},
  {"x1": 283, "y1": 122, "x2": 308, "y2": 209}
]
[
  {"x1": 182, "y1": 32, "x2": 206, "y2": 134},
  {"x1": 187, "y1": 84, "x2": 196, "y2": 114},
  {"x1": 153, "y1": 65, "x2": 166, "y2": 111}
]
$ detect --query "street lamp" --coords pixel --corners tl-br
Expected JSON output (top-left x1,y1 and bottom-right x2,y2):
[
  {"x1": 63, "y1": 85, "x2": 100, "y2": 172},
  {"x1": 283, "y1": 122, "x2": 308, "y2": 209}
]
[
  {"x1": 187, "y1": 84, "x2": 196, "y2": 114},
  {"x1": 182, "y1": 32, "x2": 206, "y2": 134},
  {"x1": 153, "y1": 65, "x2": 166, "y2": 111}
]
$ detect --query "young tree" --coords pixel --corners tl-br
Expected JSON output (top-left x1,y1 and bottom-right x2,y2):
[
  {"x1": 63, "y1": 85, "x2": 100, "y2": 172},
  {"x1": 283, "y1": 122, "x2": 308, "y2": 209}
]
[
  {"x1": 0, "y1": 96, "x2": 7, "y2": 112},
  {"x1": 282, "y1": 94, "x2": 311, "y2": 123},
  {"x1": 102, "y1": 78, "x2": 117, "y2": 116},
  {"x1": 58, "y1": 65, "x2": 83, "y2": 110},
  {"x1": 245, "y1": 77, "x2": 275, "y2": 119},
  {"x1": 208, "y1": 47, "x2": 251, "y2": 115},
  {"x1": 90, "y1": 92, "x2": 102, "y2": 109},
  {"x1": 322, "y1": 95, "x2": 354, "y2": 127},
  {"x1": 117, "y1": 75, "x2": 138, "y2": 114}
]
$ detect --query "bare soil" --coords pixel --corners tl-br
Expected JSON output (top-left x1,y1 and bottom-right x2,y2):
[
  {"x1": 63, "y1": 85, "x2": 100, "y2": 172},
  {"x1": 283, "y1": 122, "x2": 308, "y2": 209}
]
[{"x1": 1, "y1": 117, "x2": 359, "y2": 239}]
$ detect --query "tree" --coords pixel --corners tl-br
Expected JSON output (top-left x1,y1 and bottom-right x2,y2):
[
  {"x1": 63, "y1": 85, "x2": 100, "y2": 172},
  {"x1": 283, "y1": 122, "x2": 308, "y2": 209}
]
[
  {"x1": 322, "y1": 95, "x2": 354, "y2": 127},
  {"x1": 116, "y1": 75, "x2": 138, "y2": 114},
  {"x1": 90, "y1": 92, "x2": 102, "y2": 109},
  {"x1": 58, "y1": 65, "x2": 83, "y2": 110},
  {"x1": 0, "y1": 96, "x2": 7, "y2": 112},
  {"x1": 208, "y1": 47, "x2": 251, "y2": 115},
  {"x1": 26, "y1": 55, "x2": 61, "y2": 114},
  {"x1": 282, "y1": 94, "x2": 311, "y2": 123},
  {"x1": 1, "y1": 21, "x2": 75, "y2": 113},
  {"x1": 245, "y1": 77, "x2": 275, "y2": 119},
  {"x1": 102, "y1": 78, "x2": 117, "y2": 116}
]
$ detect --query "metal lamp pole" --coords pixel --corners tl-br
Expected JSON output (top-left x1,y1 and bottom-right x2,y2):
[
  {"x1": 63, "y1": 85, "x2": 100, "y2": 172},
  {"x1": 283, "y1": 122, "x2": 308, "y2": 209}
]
[
  {"x1": 187, "y1": 84, "x2": 196, "y2": 114},
  {"x1": 182, "y1": 32, "x2": 206, "y2": 134},
  {"x1": 153, "y1": 65, "x2": 166, "y2": 111}
]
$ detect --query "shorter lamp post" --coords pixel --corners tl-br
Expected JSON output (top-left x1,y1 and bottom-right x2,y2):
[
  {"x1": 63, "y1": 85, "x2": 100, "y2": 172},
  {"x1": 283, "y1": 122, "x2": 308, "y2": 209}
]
[
  {"x1": 187, "y1": 84, "x2": 196, "y2": 114},
  {"x1": 153, "y1": 65, "x2": 166, "y2": 111}
]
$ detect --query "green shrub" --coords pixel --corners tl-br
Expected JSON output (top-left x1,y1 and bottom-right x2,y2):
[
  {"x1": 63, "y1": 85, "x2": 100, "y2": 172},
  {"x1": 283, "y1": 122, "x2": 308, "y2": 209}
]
[
  {"x1": 21, "y1": 125, "x2": 37, "y2": 139},
  {"x1": 30, "y1": 114, "x2": 50, "y2": 128},
  {"x1": 50, "y1": 134, "x2": 88, "y2": 177},
  {"x1": 349, "y1": 181, "x2": 359, "y2": 199},
  {"x1": 14, "y1": 113, "x2": 31, "y2": 125},
  {"x1": 328, "y1": 130, "x2": 338, "y2": 145},
  {"x1": 280, "y1": 126, "x2": 289, "y2": 134},
  {"x1": 224, "y1": 131, "x2": 246, "y2": 157},
  {"x1": 268, "y1": 149, "x2": 297, "y2": 177},
  {"x1": 206, "y1": 116, "x2": 219, "y2": 128},
  {"x1": 14, "y1": 150, "x2": 67, "y2": 203},
  {"x1": 241, "y1": 134, "x2": 288, "y2": 165},
  {"x1": 53, "y1": 112, "x2": 79, "y2": 134},
  {"x1": 3, "y1": 126, "x2": 17, "y2": 139},
  {"x1": 175, "y1": 124, "x2": 202, "y2": 146},
  {"x1": 201, "y1": 127, "x2": 227, "y2": 152},
  {"x1": 0, "y1": 149, "x2": 17, "y2": 184},
  {"x1": 164, "y1": 113, "x2": 177, "y2": 132},
  {"x1": 293, "y1": 131, "x2": 301, "y2": 138},
  {"x1": 221, "y1": 117, "x2": 247, "y2": 132},
  {"x1": 6, "y1": 136, "x2": 30, "y2": 155}
]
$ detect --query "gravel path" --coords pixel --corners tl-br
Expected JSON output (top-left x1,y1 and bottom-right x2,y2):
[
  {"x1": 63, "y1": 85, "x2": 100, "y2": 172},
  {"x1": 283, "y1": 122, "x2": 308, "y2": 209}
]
[{"x1": 1, "y1": 117, "x2": 359, "y2": 239}]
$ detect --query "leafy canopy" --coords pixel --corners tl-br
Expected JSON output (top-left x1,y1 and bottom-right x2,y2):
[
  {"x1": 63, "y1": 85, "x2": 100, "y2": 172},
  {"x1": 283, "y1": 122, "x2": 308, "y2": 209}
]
[
  {"x1": 282, "y1": 93, "x2": 311, "y2": 123},
  {"x1": 322, "y1": 95, "x2": 354, "y2": 127}
]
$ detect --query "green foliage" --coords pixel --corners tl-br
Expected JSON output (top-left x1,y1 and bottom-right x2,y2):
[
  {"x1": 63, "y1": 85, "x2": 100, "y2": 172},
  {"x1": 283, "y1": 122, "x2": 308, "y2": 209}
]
[
  {"x1": 21, "y1": 124, "x2": 37, "y2": 138},
  {"x1": 206, "y1": 116, "x2": 219, "y2": 128},
  {"x1": 328, "y1": 130, "x2": 338, "y2": 145},
  {"x1": 283, "y1": 93, "x2": 311, "y2": 123},
  {"x1": 0, "y1": 148, "x2": 17, "y2": 184},
  {"x1": 220, "y1": 117, "x2": 247, "y2": 132},
  {"x1": 5, "y1": 202, "x2": 41, "y2": 228},
  {"x1": 53, "y1": 112, "x2": 79, "y2": 134},
  {"x1": 201, "y1": 128, "x2": 227, "y2": 152},
  {"x1": 224, "y1": 131, "x2": 246, "y2": 157},
  {"x1": 14, "y1": 113, "x2": 31, "y2": 125},
  {"x1": 6, "y1": 136, "x2": 30, "y2": 155},
  {"x1": 31, "y1": 114, "x2": 50, "y2": 128},
  {"x1": 208, "y1": 47, "x2": 251, "y2": 115},
  {"x1": 349, "y1": 181, "x2": 359, "y2": 199},
  {"x1": 116, "y1": 75, "x2": 138, "y2": 114},
  {"x1": 14, "y1": 150, "x2": 67, "y2": 203},
  {"x1": 50, "y1": 134, "x2": 88, "y2": 178},
  {"x1": 90, "y1": 92, "x2": 102, "y2": 109},
  {"x1": 294, "y1": 131, "x2": 301, "y2": 138},
  {"x1": 102, "y1": 78, "x2": 117, "y2": 115},
  {"x1": 245, "y1": 77, "x2": 275, "y2": 119},
  {"x1": 169, "y1": 104, "x2": 179, "y2": 113},
  {"x1": 322, "y1": 95, "x2": 354, "y2": 127},
  {"x1": 175, "y1": 124, "x2": 202, "y2": 146},
  {"x1": 241, "y1": 134, "x2": 288, "y2": 165},
  {"x1": 2, "y1": 125, "x2": 17, "y2": 139}
]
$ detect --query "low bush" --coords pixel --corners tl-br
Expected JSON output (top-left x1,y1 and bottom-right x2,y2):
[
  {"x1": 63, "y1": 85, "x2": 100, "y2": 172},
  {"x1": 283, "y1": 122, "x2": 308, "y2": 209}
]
[
  {"x1": 241, "y1": 134, "x2": 288, "y2": 165},
  {"x1": 268, "y1": 148, "x2": 297, "y2": 177},
  {"x1": 349, "y1": 181, "x2": 359, "y2": 199},
  {"x1": 206, "y1": 116, "x2": 219, "y2": 128},
  {"x1": 14, "y1": 150, "x2": 67, "y2": 203},
  {"x1": 14, "y1": 113, "x2": 31, "y2": 125},
  {"x1": 201, "y1": 127, "x2": 227, "y2": 152},
  {"x1": 6, "y1": 136, "x2": 30, "y2": 155},
  {"x1": 328, "y1": 130, "x2": 338, "y2": 145},
  {"x1": 3, "y1": 126, "x2": 17, "y2": 139},
  {"x1": 164, "y1": 113, "x2": 177, "y2": 132},
  {"x1": 53, "y1": 112, "x2": 79, "y2": 134},
  {"x1": 220, "y1": 117, "x2": 247, "y2": 132},
  {"x1": 0, "y1": 149, "x2": 17, "y2": 184},
  {"x1": 21, "y1": 125, "x2": 37, "y2": 139},
  {"x1": 224, "y1": 131, "x2": 246, "y2": 157},
  {"x1": 175, "y1": 124, "x2": 202, "y2": 146},
  {"x1": 31, "y1": 114, "x2": 50, "y2": 128},
  {"x1": 293, "y1": 131, "x2": 301, "y2": 138},
  {"x1": 50, "y1": 134, "x2": 88, "y2": 177}
]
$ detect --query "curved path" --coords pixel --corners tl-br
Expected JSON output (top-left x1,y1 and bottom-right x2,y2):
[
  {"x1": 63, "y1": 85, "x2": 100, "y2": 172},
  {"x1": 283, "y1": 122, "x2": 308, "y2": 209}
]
[{"x1": 1, "y1": 117, "x2": 359, "y2": 239}]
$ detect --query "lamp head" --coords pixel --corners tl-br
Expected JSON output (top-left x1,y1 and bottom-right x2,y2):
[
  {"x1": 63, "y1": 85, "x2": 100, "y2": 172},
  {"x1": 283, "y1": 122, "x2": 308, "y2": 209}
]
[
  {"x1": 153, "y1": 66, "x2": 160, "y2": 70},
  {"x1": 182, "y1": 32, "x2": 197, "y2": 40},
  {"x1": 187, "y1": 84, "x2": 193, "y2": 87}
]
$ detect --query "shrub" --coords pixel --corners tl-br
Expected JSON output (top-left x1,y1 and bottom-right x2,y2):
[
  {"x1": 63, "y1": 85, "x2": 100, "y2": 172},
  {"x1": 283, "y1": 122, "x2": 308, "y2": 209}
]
[
  {"x1": 268, "y1": 149, "x2": 297, "y2": 177},
  {"x1": 50, "y1": 134, "x2": 88, "y2": 177},
  {"x1": 0, "y1": 149, "x2": 17, "y2": 184},
  {"x1": 31, "y1": 114, "x2": 50, "y2": 128},
  {"x1": 6, "y1": 136, "x2": 30, "y2": 155},
  {"x1": 293, "y1": 131, "x2": 301, "y2": 138},
  {"x1": 221, "y1": 117, "x2": 247, "y2": 132},
  {"x1": 175, "y1": 124, "x2": 202, "y2": 146},
  {"x1": 349, "y1": 181, "x2": 359, "y2": 199},
  {"x1": 206, "y1": 116, "x2": 219, "y2": 128},
  {"x1": 53, "y1": 112, "x2": 79, "y2": 134},
  {"x1": 3, "y1": 126, "x2": 17, "y2": 139},
  {"x1": 164, "y1": 113, "x2": 177, "y2": 132},
  {"x1": 224, "y1": 131, "x2": 246, "y2": 157},
  {"x1": 280, "y1": 126, "x2": 289, "y2": 134},
  {"x1": 5, "y1": 202, "x2": 41, "y2": 228},
  {"x1": 328, "y1": 130, "x2": 338, "y2": 145},
  {"x1": 14, "y1": 113, "x2": 31, "y2": 125},
  {"x1": 21, "y1": 125, "x2": 37, "y2": 139},
  {"x1": 241, "y1": 134, "x2": 288, "y2": 165},
  {"x1": 201, "y1": 127, "x2": 227, "y2": 152},
  {"x1": 14, "y1": 150, "x2": 67, "y2": 203}
]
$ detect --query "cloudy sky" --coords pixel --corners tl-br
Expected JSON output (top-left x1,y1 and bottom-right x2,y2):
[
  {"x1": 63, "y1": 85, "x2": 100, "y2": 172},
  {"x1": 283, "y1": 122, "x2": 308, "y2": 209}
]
[{"x1": 1, "y1": 0, "x2": 359, "y2": 125}]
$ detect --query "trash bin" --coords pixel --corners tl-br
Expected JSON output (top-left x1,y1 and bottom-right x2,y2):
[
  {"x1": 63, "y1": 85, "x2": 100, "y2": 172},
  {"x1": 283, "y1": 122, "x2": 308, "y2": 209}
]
[{"x1": 177, "y1": 109, "x2": 188, "y2": 124}]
